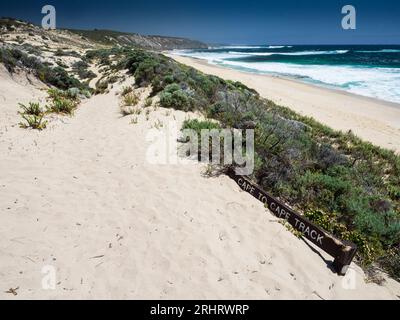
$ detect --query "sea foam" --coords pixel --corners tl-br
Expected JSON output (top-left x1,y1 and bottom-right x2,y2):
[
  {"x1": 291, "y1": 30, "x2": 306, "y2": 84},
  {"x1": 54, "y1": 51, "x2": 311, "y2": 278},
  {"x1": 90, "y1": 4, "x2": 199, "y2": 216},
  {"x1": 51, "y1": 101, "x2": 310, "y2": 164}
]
[{"x1": 174, "y1": 47, "x2": 400, "y2": 104}]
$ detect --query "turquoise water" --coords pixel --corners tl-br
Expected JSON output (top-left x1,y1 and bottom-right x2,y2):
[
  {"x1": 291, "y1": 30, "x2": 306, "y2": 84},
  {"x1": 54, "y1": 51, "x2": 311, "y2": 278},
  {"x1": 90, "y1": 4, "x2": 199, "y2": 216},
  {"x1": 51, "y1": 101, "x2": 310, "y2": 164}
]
[{"x1": 175, "y1": 45, "x2": 400, "y2": 104}]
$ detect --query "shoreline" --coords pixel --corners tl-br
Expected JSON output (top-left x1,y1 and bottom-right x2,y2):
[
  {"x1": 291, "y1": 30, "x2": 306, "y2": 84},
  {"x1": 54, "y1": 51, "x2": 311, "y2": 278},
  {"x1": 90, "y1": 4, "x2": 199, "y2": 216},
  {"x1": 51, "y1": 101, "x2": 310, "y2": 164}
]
[
  {"x1": 169, "y1": 54, "x2": 400, "y2": 109},
  {"x1": 168, "y1": 53, "x2": 400, "y2": 153}
]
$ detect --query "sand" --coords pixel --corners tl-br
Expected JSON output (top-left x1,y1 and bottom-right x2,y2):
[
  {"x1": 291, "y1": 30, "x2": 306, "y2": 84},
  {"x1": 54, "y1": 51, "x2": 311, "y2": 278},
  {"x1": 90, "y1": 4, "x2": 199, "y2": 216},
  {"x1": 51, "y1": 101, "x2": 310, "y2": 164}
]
[
  {"x1": 168, "y1": 54, "x2": 400, "y2": 153},
  {"x1": 1, "y1": 65, "x2": 400, "y2": 300}
]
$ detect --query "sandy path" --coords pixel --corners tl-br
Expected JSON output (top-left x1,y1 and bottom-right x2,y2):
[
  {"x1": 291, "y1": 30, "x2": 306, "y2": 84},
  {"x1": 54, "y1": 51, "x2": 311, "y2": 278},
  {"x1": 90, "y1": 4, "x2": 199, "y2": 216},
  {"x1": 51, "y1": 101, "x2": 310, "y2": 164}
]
[
  {"x1": 169, "y1": 55, "x2": 400, "y2": 153},
  {"x1": 1, "y1": 74, "x2": 400, "y2": 299}
]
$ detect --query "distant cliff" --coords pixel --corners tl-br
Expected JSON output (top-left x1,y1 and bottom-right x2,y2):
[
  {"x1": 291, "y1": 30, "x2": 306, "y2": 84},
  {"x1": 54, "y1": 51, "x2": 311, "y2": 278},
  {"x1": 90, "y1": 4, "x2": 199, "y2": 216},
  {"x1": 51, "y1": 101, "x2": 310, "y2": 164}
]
[
  {"x1": 68, "y1": 29, "x2": 208, "y2": 50},
  {"x1": 0, "y1": 18, "x2": 208, "y2": 50}
]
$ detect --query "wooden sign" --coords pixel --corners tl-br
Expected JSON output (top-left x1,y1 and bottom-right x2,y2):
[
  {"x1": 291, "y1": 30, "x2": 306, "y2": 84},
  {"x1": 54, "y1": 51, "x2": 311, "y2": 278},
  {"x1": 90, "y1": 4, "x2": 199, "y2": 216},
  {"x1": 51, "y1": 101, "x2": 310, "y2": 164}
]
[{"x1": 227, "y1": 169, "x2": 357, "y2": 275}]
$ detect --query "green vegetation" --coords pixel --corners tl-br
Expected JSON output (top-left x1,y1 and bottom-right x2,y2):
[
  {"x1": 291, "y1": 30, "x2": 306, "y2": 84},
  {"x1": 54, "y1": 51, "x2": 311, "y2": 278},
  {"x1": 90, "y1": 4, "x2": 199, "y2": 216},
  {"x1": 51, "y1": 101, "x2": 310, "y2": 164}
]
[
  {"x1": 159, "y1": 83, "x2": 194, "y2": 112},
  {"x1": 121, "y1": 92, "x2": 140, "y2": 107},
  {"x1": 69, "y1": 28, "x2": 207, "y2": 50},
  {"x1": 0, "y1": 18, "x2": 24, "y2": 30},
  {"x1": 46, "y1": 88, "x2": 80, "y2": 115},
  {"x1": 144, "y1": 97, "x2": 153, "y2": 108},
  {"x1": 86, "y1": 47, "x2": 127, "y2": 67},
  {"x1": 101, "y1": 48, "x2": 400, "y2": 277},
  {"x1": 47, "y1": 97, "x2": 76, "y2": 114},
  {"x1": 54, "y1": 49, "x2": 81, "y2": 58},
  {"x1": 182, "y1": 119, "x2": 221, "y2": 134},
  {"x1": 121, "y1": 86, "x2": 133, "y2": 96},
  {"x1": 0, "y1": 47, "x2": 89, "y2": 91},
  {"x1": 18, "y1": 102, "x2": 47, "y2": 130},
  {"x1": 94, "y1": 74, "x2": 121, "y2": 94},
  {"x1": 69, "y1": 29, "x2": 129, "y2": 45},
  {"x1": 17, "y1": 89, "x2": 85, "y2": 130},
  {"x1": 72, "y1": 60, "x2": 96, "y2": 80},
  {"x1": 19, "y1": 114, "x2": 47, "y2": 130},
  {"x1": 95, "y1": 80, "x2": 109, "y2": 94},
  {"x1": 18, "y1": 102, "x2": 43, "y2": 116},
  {"x1": 120, "y1": 91, "x2": 140, "y2": 116}
]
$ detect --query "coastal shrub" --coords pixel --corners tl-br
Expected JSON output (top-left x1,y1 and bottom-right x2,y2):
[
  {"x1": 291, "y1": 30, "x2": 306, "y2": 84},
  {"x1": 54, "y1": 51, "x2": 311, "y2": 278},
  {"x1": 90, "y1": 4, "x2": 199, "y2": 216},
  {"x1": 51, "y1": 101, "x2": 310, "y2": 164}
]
[
  {"x1": 47, "y1": 97, "x2": 77, "y2": 114},
  {"x1": 379, "y1": 248, "x2": 400, "y2": 281},
  {"x1": 0, "y1": 47, "x2": 89, "y2": 91},
  {"x1": 123, "y1": 49, "x2": 151, "y2": 74},
  {"x1": 159, "y1": 89, "x2": 193, "y2": 111},
  {"x1": 182, "y1": 119, "x2": 221, "y2": 134},
  {"x1": 47, "y1": 88, "x2": 64, "y2": 100},
  {"x1": 81, "y1": 89, "x2": 92, "y2": 99},
  {"x1": 121, "y1": 92, "x2": 139, "y2": 107},
  {"x1": 19, "y1": 114, "x2": 47, "y2": 130},
  {"x1": 120, "y1": 106, "x2": 137, "y2": 117},
  {"x1": 18, "y1": 44, "x2": 42, "y2": 57},
  {"x1": 134, "y1": 58, "x2": 160, "y2": 86},
  {"x1": 18, "y1": 101, "x2": 47, "y2": 130},
  {"x1": 54, "y1": 49, "x2": 64, "y2": 56},
  {"x1": 159, "y1": 84, "x2": 195, "y2": 111},
  {"x1": 120, "y1": 94, "x2": 142, "y2": 116},
  {"x1": 18, "y1": 102, "x2": 43, "y2": 116},
  {"x1": 48, "y1": 88, "x2": 81, "y2": 101},
  {"x1": 0, "y1": 47, "x2": 21, "y2": 72},
  {"x1": 46, "y1": 89, "x2": 79, "y2": 115},
  {"x1": 144, "y1": 97, "x2": 153, "y2": 108},
  {"x1": 40, "y1": 66, "x2": 83, "y2": 90},
  {"x1": 55, "y1": 49, "x2": 80, "y2": 58},
  {"x1": 56, "y1": 60, "x2": 68, "y2": 68},
  {"x1": 72, "y1": 60, "x2": 96, "y2": 80},
  {"x1": 121, "y1": 86, "x2": 133, "y2": 96},
  {"x1": 181, "y1": 119, "x2": 222, "y2": 160},
  {"x1": 95, "y1": 80, "x2": 109, "y2": 94},
  {"x1": 94, "y1": 47, "x2": 400, "y2": 277},
  {"x1": 163, "y1": 74, "x2": 174, "y2": 84},
  {"x1": 304, "y1": 209, "x2": 381, "y2": 265},
  {"x1": 66, "y1": 88, "x2": 81, "y2": 100}
]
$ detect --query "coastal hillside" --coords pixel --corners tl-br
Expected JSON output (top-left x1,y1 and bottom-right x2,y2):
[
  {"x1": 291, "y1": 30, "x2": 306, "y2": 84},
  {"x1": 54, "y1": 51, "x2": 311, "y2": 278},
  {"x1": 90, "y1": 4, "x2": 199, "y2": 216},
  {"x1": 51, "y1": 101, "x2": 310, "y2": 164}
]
[
  {"x1": 0, "y1": 18, "x2": 208, "y2": 51},
  {"x1": 0, "y1": 20, "x2": 399, "y2": 299},
  {"x1": 68, "y1": 29, "x2": 208, "y2": 50}
]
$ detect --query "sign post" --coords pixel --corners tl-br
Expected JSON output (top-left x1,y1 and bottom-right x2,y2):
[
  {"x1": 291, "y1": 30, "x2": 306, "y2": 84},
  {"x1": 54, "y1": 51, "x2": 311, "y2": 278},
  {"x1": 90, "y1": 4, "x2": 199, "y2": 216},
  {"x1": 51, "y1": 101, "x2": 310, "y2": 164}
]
[{"x1": 227, "y1": 169, "x2": 357, "y2": 275}]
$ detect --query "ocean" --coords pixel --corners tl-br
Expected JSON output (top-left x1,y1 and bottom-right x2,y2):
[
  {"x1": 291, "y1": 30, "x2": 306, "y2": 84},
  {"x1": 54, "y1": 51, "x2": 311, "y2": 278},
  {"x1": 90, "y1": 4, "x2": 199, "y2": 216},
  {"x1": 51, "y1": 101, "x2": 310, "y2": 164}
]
[{"x1": 174, "y1": 45, "x2": 400, "y2": 104}]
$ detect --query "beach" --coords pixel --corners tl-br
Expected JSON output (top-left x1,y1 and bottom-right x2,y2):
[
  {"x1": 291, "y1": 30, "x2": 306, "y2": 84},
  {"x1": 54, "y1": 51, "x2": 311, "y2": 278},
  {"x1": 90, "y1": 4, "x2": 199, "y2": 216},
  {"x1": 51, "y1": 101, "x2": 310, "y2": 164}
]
[
  {"x1": 1, "y1": 64, "x2": 400, "y2": 299},
  {"x1": 169, "y1": 54, "x2": 400, "y2": 153},
  {"x1": 1, "y1": 20, "x2": 400, "y2": 299}
]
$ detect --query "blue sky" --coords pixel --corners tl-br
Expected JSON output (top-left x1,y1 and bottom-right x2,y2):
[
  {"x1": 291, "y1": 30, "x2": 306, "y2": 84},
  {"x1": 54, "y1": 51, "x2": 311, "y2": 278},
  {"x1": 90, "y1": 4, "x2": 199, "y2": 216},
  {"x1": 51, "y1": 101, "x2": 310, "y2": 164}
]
[{"x1": 1, "y1": 0, "x2": 399, "y2": 44}]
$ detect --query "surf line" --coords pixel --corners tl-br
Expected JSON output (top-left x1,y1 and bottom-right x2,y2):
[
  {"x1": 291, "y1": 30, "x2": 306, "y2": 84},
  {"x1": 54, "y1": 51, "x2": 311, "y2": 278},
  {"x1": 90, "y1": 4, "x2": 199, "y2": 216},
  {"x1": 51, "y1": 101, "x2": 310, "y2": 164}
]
[{"x1": 227, "y1": 168, "x2": 357, "y2": 276}]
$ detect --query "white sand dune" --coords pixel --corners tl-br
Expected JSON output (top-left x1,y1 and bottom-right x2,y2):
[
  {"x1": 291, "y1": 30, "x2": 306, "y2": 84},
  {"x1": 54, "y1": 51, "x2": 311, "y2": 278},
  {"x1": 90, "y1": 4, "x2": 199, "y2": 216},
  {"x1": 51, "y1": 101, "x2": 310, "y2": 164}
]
[
  {"x1": 169, "y1": 55, "x2": 400, "y2": 154},
  {"x1": 1, "y1": 68, "x2": 400, "y2": 299}
]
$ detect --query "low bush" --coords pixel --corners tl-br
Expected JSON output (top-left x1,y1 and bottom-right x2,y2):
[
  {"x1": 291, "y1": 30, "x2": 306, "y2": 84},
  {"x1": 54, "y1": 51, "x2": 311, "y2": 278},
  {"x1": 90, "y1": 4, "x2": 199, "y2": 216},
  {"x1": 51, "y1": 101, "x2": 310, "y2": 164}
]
[
  {"x1": 18, "y1": 102, "x2": 43, "y2": 116},
  {"x1": 18, "y1": 101, "x2": 47, "y2": 130},
  {"x1": 46, "y1": 88, "x2": 79, "y2": 115},
  {"x1": 55, "y1": 49, "x2": 80, "y2": 58},
  {"x1": 0, "y1": 47, "x2": 89, "y2": 91},
  {"x1": 95, "y1": 80, "x2": 109, "y2": 94},
  {"x1": 144, "y1": 97, "x2": 152, "y2": 107},
  {"x1": 379, "y1": 248, "x2": 400, "y2": 281},
  {"x1": 182, "y1": 119, "x2": 221, "y2": 134},
  {"x1": 47, "y1": 97, "x2": 77, "y2": 114},
  {"x1": 159, "y1": 84, "x2": 194, "y2": 111},
  {"x1": 72, "y1": 60, "x2": 96, "y2": 80},
  {"x1": 181, "y1": 119, "x2": 223, "y2": 161},
  {"x1": 121, "y1": 86, "x2": 133, "y2": 96},
  {"x1": 19, "y1": 114, "x2": 47, "y2": 130},
  {"x1": 121, "y1": 92, "x2": 139, "y2": 107}
]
